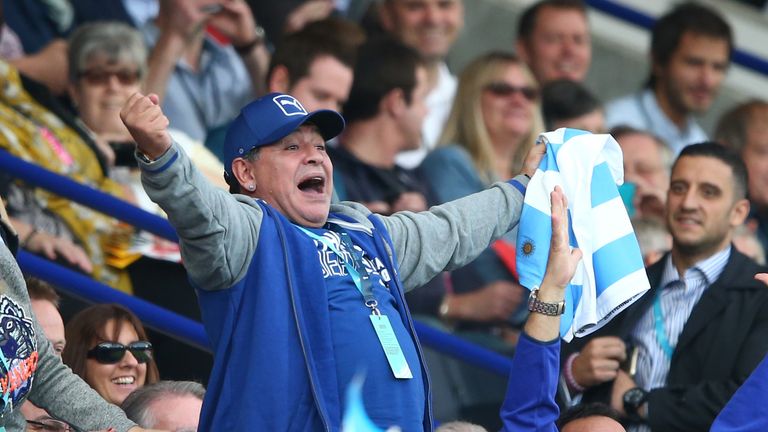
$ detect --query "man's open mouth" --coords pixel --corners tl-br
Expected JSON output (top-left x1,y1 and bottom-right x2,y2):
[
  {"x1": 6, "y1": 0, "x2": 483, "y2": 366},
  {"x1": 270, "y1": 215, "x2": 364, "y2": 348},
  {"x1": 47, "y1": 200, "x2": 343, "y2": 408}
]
[{"x1": 298, "y1": 176, "x2": 325, "y2": 193}]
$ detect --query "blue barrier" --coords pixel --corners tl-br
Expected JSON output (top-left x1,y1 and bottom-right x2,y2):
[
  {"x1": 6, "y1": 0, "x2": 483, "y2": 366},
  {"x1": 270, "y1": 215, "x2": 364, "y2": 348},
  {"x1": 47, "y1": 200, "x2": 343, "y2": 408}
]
[
  {"x1": 17, "y1": 251, "x2": 210, "y2": 352},
  {"x1": 1, "y1": 150, "x2": 515, "y2": 376},
  {"x1": 414, "y1": 321, "x2": 512, "y2": 376},
  {"x1": 0, "y1": 150, "x2": 178, "y2": 242},
  {"x1": 586, "y1": 0, "x2": 768, "y2": 77}
]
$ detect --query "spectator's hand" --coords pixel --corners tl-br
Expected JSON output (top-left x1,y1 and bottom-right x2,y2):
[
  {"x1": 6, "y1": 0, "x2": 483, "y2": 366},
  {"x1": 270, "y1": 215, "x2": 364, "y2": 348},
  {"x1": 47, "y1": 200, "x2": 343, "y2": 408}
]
[
  {"x1": 24, "y1": 231, "x2": 93, "y2": 274},
  {"x1": 121, "y1": 93, "x2": 172, "y2": 160},
  {"x1": 756, "y1": 273, "x2": 768, "y2": 285},
  {"x1": 610, "y1": 369, "x2": 638, "y2": 417},
  {"x1": 207, "y1": 0, "x2": 259, "y2": 47},
  {"x1": 633, "y1": 177, "x2": 666, "y2": 220},
  {"x1": 157, "y1": 0, "x2": 216, "y2": 40},
  {"x1": 391, "y1": 192, "x2": 428, "y2": 213},
  {"x1": 520, "y1": 138, "x2": 546, "y2": 178},
  {"x1": 448, "y1": 280, "x2": 524, "y2": 322},
  {"x1": 9, "y1": 39, "x2": 69, "y2": 95},
  {"x1": 540, "y1": 186, "x2": 581, "y2": 292},
  {"x1": 572, "y1": 336, "x2": 627, "y2": 388},
  {"x1": 285, "y1": 0, "x2": 334, "y2": 34}
]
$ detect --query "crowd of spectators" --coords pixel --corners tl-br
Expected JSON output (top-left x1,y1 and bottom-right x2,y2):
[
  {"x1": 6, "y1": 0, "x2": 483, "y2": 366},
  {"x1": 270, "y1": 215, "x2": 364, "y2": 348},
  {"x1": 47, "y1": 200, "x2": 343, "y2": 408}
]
[{"x1": 1, "y1": 0, "x2": 768, "y2": 430}]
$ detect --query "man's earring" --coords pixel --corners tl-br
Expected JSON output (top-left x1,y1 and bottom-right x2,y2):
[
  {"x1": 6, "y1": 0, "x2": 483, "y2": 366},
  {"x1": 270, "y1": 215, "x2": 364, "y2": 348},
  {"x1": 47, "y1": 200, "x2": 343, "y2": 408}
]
[{"x1": 247, "y1": 184, "x2": 255, "y2": 191}]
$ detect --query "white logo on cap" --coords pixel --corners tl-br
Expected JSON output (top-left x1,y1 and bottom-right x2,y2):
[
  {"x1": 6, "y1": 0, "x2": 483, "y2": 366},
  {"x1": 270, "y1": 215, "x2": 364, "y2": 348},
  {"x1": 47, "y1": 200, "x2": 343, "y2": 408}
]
[{"x1": 273, "y1": 95, "x2": 307, "y2": 117}]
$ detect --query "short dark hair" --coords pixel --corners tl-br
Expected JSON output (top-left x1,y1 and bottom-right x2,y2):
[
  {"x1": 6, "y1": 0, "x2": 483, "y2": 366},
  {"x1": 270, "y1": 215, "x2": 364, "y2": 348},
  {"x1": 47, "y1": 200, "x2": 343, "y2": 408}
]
[
  {"x1": 556, "y1": 402, "x2": 621, "y2": 429},
  {"x1": 517, "y1": 0, "x2": 587, "y2": 41},
  {"x1": 342, "y1": 36, "x2": 423, "y2": 123},
  {"x1": 267, "y1": 18, "x2": 363, "y2": 88},
  {"x1": 674, "y1": 142, "x2": 748, "y2": 201},
  {"x1": 25, "y1": 276, "x2": 60, "y2": 307},
  {"x1": 541, "y1": 79, "x2": 601, "y2": 130},
  {"x1": 122, "y1": 380, "x2": 206, "y2": 427},
  {"x1": 649, "y1": 3, "x2": 732, "y2": 86}
]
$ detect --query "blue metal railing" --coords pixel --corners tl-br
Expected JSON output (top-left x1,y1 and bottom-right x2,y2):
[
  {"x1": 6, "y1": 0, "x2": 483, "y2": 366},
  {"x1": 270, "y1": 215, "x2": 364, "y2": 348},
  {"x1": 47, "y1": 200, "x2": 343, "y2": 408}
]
[
  {"x1": 0, "y1": 150, "x2": 514, "y2": 375},
  {"x1": 0, "y1": 151, "x2": 177, "y2": 242},
  {"x1": 586, "y1": 0, "x2": 768, "y2": 77},
  {"x1": 17, "y1": 251, "x2": 209, "y2": 351}
]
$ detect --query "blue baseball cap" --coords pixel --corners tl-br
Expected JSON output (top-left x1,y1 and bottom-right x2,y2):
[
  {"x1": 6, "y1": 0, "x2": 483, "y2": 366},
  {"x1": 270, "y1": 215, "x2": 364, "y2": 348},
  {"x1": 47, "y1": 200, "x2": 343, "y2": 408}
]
[{"x1": 223, "y1": 93, "x2": 345, "y2": 177}]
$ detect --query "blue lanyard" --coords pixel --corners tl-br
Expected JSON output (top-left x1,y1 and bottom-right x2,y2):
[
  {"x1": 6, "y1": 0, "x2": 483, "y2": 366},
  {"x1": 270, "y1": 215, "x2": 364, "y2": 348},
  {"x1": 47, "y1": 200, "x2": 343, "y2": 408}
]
[
  {"x1": 297, "y1": 225, "x2": 380, "y2": 314},
  {"x1": 652, "y1": 289, "x2": 675, "y2": 360}
]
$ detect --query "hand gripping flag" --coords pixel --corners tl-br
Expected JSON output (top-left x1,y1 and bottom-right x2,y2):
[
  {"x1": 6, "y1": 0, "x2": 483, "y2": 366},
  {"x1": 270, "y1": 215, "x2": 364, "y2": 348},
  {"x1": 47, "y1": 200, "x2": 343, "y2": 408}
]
[{"x1": 516, "y1": 128, "x2": 650, "y2": 341}]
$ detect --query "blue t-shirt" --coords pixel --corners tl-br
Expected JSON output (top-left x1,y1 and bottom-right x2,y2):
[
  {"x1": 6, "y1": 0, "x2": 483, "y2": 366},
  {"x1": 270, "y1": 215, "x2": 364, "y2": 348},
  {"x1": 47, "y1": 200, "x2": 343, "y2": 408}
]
[{"x1": 304, "y1": 226, "x2": 424, "y2": 430}]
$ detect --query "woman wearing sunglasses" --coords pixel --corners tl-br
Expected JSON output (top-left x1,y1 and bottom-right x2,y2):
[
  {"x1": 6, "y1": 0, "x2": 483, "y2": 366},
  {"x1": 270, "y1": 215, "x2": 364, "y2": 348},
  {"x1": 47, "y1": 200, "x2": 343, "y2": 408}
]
[
  {"x1": 416, "y1": 51, "x2": 543, "y2": 425},
  {"x1": 62, "y1": 304, "x2": 159, "y2": 405}
]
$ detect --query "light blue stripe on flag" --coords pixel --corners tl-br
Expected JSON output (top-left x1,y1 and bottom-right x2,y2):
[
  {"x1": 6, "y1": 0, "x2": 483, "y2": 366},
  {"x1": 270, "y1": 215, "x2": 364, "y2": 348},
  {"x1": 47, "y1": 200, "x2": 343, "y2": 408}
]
[
  {"x1": 591, "y1": 162, "x2": 620, "y2": 207},
  {"x1": 561, "y1": 283, "x2": 583, "y2": 338},
  {"x1": 516, "y1": 128, "x2": 650, "y2": 340},
  {"x1": 593, "y1": 233, "x2": 646, "y2": 296},
  {"x1": 563, "y1": 128, "x2": 589, "y2": 142}
]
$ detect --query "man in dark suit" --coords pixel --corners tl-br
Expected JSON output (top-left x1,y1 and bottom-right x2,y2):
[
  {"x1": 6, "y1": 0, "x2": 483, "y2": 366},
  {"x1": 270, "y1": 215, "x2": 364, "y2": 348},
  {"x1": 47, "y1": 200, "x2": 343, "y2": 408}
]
[{"x1": 560, "y1": 142, "x2": 768, "y2": 432}]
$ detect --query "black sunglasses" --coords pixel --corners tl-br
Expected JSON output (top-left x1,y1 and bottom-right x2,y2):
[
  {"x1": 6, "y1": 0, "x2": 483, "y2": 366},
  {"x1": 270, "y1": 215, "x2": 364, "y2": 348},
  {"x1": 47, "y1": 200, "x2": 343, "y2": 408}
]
[
  {"x1": 484, "y1": 82, "x2": 539, "y2": 101},
  {"x1": 87, "y1": 341, "x2": 153, "y2": 364},
  {"x1": 79, "y1": 69, "x2": 140, "y2": 86}
]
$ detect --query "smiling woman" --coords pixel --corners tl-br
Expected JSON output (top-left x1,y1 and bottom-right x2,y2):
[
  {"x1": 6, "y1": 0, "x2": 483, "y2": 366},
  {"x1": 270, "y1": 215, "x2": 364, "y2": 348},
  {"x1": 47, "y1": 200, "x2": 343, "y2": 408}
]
[{"x1": 61, "y1": 304, "x2": 160, "y2": 405}]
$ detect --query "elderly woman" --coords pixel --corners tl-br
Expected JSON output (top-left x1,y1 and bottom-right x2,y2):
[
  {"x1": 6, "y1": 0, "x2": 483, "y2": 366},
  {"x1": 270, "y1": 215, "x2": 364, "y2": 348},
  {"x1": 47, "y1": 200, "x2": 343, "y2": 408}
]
[
  {"x1": 62, "y1": 304, "x2": 160, "y2": 405},
  {"x1": 67, "y1": 21, "x2": 226, "y2": 210},
  {"x1": 420, "y1": 52, "x2": 544, "y2": 339}
]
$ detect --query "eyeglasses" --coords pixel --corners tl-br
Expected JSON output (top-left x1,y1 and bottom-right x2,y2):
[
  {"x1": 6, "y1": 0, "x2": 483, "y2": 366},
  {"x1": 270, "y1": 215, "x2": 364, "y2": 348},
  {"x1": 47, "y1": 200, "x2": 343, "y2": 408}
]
[
  {"x1": 87, "y1": 341, "x2": 153, "y2": 364},
  {"x1": 79, "y1": 69, "x2": 140, "y2": 86},
  {"x1": 484, "y1": 82, "x2": 539, "y2": 101},
  {"x1": 26, "y1": 417, "x2": 73, "y2": 432}
]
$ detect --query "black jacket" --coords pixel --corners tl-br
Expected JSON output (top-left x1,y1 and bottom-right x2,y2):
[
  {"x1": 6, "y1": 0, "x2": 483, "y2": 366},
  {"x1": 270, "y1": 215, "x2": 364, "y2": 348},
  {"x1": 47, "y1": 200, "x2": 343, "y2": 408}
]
[{"x1": 563, "y1": 248, "x2": 768, "y2": 431}]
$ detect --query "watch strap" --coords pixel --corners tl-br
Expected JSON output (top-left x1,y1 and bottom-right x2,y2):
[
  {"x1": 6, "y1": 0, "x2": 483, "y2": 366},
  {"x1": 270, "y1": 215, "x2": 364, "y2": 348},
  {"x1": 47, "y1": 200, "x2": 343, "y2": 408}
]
[
  {"x1": 623, "y1": 387, "x2": 649, "y2": 422},
  {"x1": 527, "y1": 287, "x2": 565, "y2": 316}
]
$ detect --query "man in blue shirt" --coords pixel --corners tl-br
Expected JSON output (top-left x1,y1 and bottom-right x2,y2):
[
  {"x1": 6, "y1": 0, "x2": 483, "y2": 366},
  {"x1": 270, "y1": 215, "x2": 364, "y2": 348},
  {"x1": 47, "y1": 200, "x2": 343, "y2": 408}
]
[
  {"x1": 605, "y1": 3, "x2": 731, "y2": 155},
  {"x1": 121, "y1": 90, "x2": 543, "y2": 430}
]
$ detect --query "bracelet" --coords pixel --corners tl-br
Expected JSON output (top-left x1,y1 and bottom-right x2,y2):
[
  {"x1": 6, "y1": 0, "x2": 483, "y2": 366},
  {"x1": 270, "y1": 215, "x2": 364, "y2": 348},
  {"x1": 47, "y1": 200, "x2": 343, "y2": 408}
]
[
  {"x1": 233, "y1": 25, "x2": 265, "y2": 55},
  {"x1": 22, "y1": 228, "x2": 38, "y2": 248},
  {"x1": 564, "y1": 352, "x2": 586, "y2": 393}
]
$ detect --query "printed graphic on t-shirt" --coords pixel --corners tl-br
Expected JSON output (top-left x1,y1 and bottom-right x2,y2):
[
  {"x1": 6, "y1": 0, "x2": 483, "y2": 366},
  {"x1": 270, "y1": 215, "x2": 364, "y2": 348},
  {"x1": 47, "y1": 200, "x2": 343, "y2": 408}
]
[
  {"x1": 311, "y1": 230, "x2": 392, "y2": 288},
  {"x1": 0, "y1": 295, "x2": 38, "y2": 416}
]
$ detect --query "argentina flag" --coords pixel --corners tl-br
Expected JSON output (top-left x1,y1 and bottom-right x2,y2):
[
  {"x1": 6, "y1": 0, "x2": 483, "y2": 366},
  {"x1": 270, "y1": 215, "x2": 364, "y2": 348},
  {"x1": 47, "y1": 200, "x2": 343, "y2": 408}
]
[{"x1": 516, "y1": 128, "x2": 649, "y2": 341}]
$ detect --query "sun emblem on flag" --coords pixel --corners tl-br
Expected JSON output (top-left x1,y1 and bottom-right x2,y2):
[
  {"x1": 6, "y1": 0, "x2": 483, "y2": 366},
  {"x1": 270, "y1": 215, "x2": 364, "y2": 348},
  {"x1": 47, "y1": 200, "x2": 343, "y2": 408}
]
[{"x1": 521, "y1": 240, "x2": 535, "y2": 256}]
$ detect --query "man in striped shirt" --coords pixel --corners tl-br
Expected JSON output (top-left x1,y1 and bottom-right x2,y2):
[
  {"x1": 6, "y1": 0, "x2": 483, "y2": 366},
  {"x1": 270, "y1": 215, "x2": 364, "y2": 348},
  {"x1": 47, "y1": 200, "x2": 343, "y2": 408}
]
[{"x1": 560, "y1": 143, "x2": 768, "y2": 431}]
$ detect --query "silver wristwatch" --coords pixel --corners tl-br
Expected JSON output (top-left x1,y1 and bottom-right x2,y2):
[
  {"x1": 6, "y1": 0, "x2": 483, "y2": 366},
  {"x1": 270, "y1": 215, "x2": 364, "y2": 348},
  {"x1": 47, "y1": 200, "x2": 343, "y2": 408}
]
[{"x1": 527, "y1": 287, "x2": 566, "y2": 316}]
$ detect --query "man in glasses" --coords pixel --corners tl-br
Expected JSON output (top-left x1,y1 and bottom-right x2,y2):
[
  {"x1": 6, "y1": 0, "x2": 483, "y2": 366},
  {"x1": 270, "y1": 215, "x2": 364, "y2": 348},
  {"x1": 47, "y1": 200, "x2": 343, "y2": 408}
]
[
  {"x1": 0, "y1": 201, "x2": 154, "y2": 431},
  {"x1": 121, "y1": 89, "x2": 543, "y2": 430}
]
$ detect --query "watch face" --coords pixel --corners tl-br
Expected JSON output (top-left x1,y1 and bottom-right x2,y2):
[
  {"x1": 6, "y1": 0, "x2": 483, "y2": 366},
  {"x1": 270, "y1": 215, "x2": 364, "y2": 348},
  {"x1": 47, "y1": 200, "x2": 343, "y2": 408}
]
[{"x1": 623, "y1": 388, "x2": 647, "y2": 408}]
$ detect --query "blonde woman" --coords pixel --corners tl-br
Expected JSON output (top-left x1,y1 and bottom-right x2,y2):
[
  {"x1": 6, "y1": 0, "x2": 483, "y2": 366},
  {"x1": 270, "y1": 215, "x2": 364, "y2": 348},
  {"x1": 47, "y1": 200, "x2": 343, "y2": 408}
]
[{"x1": 419, "y1": 51, "x2": 543, "y2": 341}]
